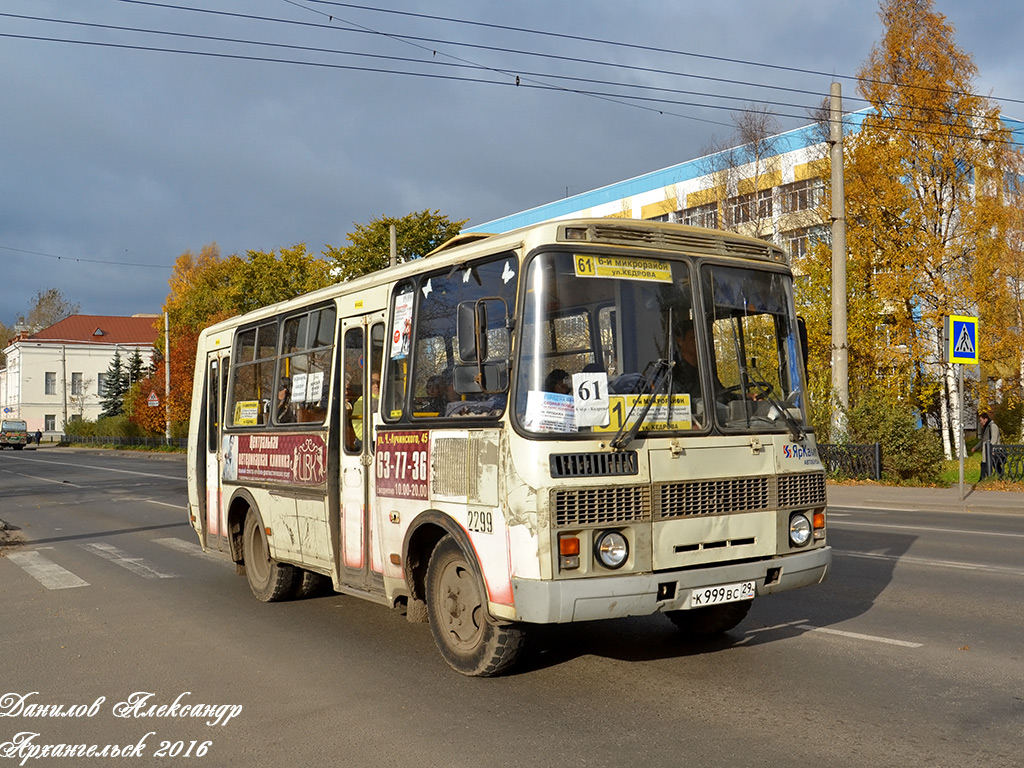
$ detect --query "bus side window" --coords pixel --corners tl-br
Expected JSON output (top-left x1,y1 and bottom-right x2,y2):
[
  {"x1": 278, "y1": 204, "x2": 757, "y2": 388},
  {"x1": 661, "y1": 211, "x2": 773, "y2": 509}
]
[
  {"x1": 368, "y1": 323, "x2": 385, "y2": 447},
  {"x1": 343, "y1": 327, "x2": 363, "y2": 453}
]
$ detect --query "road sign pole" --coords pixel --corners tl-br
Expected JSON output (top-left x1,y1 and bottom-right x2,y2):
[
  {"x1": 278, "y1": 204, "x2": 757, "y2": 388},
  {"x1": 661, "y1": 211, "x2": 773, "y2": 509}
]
[{"x1": 958, "y1": 363, "x2": 965, "y2": 501}]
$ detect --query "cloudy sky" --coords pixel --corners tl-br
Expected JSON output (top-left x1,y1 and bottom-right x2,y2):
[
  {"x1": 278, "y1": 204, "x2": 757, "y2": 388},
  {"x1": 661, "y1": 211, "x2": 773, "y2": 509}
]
[{"x1": 2, "y1": 0, "x2": 1023, "y2": 324}]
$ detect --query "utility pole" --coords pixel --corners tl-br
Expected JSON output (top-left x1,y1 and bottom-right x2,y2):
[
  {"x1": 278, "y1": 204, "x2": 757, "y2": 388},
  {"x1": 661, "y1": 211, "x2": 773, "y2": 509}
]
[
  {"x1": 164, "y1": 312, "x2": 171, "y2": 443},
  {"x1": 830, "y1": 81, "x2": 849, "y2": 436}
]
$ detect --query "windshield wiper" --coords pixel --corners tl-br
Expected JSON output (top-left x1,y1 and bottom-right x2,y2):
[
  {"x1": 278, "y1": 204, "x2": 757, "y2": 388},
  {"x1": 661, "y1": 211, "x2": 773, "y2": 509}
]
[{"x1": 610, "y1": 358, "x2": 673, "y2": 451}]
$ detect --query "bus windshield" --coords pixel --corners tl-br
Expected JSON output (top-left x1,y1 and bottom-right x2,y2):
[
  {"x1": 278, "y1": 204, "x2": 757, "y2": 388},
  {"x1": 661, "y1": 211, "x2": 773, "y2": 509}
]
[{"x1": 514, "y1": 250, "x2": 808, "y2": 437}]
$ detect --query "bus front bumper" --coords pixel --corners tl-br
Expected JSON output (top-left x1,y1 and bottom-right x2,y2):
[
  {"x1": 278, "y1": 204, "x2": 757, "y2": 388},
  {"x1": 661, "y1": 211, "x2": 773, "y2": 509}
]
[{"x1": 509, "y1": 546, "x2": 831, "y2": 624}]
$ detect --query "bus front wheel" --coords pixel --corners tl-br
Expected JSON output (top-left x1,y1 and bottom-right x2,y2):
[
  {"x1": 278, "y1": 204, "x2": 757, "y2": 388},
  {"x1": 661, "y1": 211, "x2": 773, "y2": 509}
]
[
  {"x1": 666, "y1": 600, "x2": 752, "y2": 636},
  {"x1": 425, "y1": 535, "x2": 525, "y2": 677},
  {"x1": 242, "y1": 510, "x2": 298, "y2": 602}
]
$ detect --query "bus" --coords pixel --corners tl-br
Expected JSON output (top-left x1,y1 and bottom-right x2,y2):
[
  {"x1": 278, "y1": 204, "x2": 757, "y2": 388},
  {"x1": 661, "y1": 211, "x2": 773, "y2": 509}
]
[
  {"x1": 187, "y1": 218, "x2": 831, "y2": 676},
  {"x1": 0, "y1": 418, "x2": 28, "y2": 450}
]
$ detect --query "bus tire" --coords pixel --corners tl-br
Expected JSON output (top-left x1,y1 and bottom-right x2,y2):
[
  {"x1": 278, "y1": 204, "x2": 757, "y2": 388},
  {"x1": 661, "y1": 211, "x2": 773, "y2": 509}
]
[
  {"x1": 295, "y1": 570, "x2": 332, "y2": 599},
  {"x1": 426, "y1": 535, "x2": 524, "y2": 677},
  {"x1": 665, "y1": 599, "x2": 752, "y2": 636},
  {"x1": 242, "y1": 509, "x2": 298, "y2": 602}
]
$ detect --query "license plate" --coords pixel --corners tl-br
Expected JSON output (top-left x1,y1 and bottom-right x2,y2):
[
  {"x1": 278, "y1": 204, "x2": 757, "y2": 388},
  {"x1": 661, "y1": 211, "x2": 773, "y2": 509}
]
[{"x1": 690, "y1": 580, "x2": 755, "y2": 607}]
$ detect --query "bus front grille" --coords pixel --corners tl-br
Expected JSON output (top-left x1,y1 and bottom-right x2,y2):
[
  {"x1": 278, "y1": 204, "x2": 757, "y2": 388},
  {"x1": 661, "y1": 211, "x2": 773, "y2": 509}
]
[
  {"x1": 656, "y1": 476, "x2": 771, "y2": 519},
  {"x1": 552, "y1": 486, "x2": 651, "y2": 527},
  {"x1": 777, "y1": 471, "x2": 827, "y2": 508},
  {"x1": 552, "y1": 471, "x2": 826, "y2": 528}
]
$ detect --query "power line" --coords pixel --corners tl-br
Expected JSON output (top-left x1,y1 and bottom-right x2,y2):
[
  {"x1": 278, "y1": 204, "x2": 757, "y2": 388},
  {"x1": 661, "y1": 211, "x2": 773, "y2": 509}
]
[
  {"x1": 5, "y1": 11, "x2": 1022, "y2": 148},
  {"x1": 0, "y1": 245, "x2": 173, "y2": 270},
  {"x1": 303, "y1": 0, "x2": 1024, "y2": 110}
]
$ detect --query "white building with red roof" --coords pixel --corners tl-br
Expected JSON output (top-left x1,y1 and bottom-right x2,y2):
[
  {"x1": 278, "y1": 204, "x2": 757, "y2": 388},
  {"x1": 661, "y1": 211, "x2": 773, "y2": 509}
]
[{"x1": 0, "y1": 314, "x2": 160, "y2": 435}]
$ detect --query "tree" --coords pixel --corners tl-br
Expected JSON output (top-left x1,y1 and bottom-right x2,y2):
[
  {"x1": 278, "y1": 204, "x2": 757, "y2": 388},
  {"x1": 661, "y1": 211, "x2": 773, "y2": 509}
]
[
  {"x1": 696, "y1": 106, "x2": 783, "y2": 240},
  {"x1": 1, "y1": 287, "x2": 80, "y2": 366},
  {"x1": 844, "y1": 0, "x2": 1019, "y2": 459},
  {"x1": 100, "y1": 351, "x2": 127, "y2": 418},
  {"x1": 133, "y1": 243, "x2": 335, "y2": 436},
  {"x1": 325, "y1": 210, "x2": 467, "y2": 281},
  {"x1": 19, "y1": 288, "x2": 80, "y2": 330}
]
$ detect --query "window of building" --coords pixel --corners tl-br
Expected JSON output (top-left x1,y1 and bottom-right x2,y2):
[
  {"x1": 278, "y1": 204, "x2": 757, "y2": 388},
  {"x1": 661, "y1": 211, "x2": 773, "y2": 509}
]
[
  {"x1": 680, "y1": 202, "x2": 718, "y2": 229},
  {"x1": 778, "y1": 178, "x2": 824, "y2": 214},
  {"x1": 780, "y1": 225, "x2": 829, "y2": 260},
  {"x1": 71, "y1": 372, "x2": 83, "y2": 396},
  {"x1": 727, "y1": 189, "x2": 772, "y2": 225},
  {"x1": 44, "y1": 415, "x2": 55, "y2": 432},
  {"x1": 45, "y1": 372, "x2": 57, "y2": 395}
]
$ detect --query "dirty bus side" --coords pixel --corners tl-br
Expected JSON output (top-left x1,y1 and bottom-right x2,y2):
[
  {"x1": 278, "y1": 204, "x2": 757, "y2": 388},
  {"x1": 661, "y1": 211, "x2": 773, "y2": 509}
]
[{"x1": 186, "y1": 218, "x2": 831, "y2": 676}]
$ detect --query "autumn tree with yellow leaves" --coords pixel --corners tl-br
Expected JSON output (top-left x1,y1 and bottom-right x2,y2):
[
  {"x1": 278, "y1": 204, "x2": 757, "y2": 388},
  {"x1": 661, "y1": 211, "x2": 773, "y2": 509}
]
[
  {"x1": 841, "y1": 0, "x2": 1021, "y2": 458},
  {"x1": 129, "y1": 243, "x2": 334, "y2": 435}
]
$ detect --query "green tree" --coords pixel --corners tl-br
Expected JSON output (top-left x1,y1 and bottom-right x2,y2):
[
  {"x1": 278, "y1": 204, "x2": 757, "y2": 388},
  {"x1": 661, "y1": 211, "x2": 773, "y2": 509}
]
[
  {"x1": 100, "y1": 350, "x2": 127, "y2": 418},
  {"x1": 325, "y1": 210, "x2": 467, "y2": 281}
]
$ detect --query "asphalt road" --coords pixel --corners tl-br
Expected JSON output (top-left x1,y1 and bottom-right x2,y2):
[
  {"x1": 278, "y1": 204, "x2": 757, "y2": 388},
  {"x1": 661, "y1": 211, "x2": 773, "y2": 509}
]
[{"x1": 1, "y1": 449, "x2": 1022, "y2": 767}]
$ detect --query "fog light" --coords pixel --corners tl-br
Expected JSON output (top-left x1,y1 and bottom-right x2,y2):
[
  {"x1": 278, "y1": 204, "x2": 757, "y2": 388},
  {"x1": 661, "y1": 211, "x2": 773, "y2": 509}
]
[
  {"x1": 789, "y1": 513, "x2": 812, "y2": 547},
  {"x1": 594, "y1": 530, "x2": 629, "y2": 569}
]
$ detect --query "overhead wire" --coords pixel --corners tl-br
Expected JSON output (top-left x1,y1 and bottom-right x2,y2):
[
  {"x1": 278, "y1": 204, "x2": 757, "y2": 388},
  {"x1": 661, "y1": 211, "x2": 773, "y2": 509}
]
[{"x1": 3, "y1": 7, "x2": 1022, "y2": 148}]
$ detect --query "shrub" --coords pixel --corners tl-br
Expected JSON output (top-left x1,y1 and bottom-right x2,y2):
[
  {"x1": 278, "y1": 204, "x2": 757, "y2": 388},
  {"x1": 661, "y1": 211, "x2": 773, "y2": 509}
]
[{"x1": 845, "y1": 392, "x2": 944, "y2": 483}]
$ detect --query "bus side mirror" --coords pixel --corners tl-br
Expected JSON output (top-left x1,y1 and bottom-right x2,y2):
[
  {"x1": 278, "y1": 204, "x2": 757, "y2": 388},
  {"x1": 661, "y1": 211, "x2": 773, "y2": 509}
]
[
  {"x1": 457, "y1": 301, "x2": 487, "y2": 363},
  {"x1": 797, "y1": 316, "x2": 809, "y2": 375}
]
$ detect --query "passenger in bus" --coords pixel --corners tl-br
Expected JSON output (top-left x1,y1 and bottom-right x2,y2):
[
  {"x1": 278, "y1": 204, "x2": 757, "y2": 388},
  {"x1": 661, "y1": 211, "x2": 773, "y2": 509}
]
[
  {"x1": 352, "y1": 372, "x2": 380, "y2": 444},
  {"x1": 276, "y1": 377, "x2": 295, "y2": 423},
  {"x1": 671, "y1": 321, "x2": 702, "y2": 396},
  {"x1": 543, "y1": 368, "x2": 572, "y2": 395}
]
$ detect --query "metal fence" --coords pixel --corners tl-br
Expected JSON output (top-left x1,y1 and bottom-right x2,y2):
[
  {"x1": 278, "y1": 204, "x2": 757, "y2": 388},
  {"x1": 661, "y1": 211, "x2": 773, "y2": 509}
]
[
  {"x1": 817, "y1": 443, "x2": 882, "y2": 481},
  {"x1": 988, "y1": 444, "x2": 1024, "y2": 482},
  {"x1": 59, "y1": 434, "x2": 187, "y2": 450}
]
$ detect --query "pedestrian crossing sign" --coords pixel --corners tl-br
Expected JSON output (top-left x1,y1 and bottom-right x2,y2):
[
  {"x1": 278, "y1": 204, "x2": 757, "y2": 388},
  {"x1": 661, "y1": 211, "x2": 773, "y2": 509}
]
[{"x1": 946, "y1": 315, "x2": 978, "y2": 364}]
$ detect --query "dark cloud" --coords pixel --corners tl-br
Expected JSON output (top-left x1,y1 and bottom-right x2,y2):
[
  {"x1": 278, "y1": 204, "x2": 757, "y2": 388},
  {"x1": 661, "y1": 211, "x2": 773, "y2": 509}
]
[{"x1": 1, "y1": 0, "x2": 1020, "y2": 321}]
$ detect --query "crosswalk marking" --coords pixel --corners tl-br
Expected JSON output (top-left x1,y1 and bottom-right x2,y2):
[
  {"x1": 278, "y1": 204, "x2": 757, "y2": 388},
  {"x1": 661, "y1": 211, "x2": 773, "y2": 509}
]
[
  {"x1": 154, "y1": 537, "x2": 231, "y2": 566},
  {"x1": 6, "y1": 550, "x2": 89, "y2": 589},
  {"x1": 78, "y1": 542, "x2": 178, "y2": 579}
]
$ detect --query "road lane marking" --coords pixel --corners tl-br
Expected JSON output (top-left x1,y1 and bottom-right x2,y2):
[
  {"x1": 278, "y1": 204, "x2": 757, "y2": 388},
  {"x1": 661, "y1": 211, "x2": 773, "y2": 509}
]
[
  {"x1": 0, "y1": 468, "x2": 84, "y2": 488},
  {"x1": 146, "y1": 500, "x2": 185, "y2": 509},
  {"x1": 836, "y1": 549, "x2": 1024, "y2": 577},
  {"x1": 830, "y1": 519, "x2": 1024, "y2": 540},
  {"x1": 796, "y1": 624, "x2": 923, "y2": 648},
  {"x1": 79, "y1": 542, "x2": 178, "y2": 578},
  {"x1": 6, "y1": 551, "x2": 89, "y2": 589},
  {"x1": 153, "y1": 537, "x2": 231, "y2": 565},
  {"x1": 1, "y1": 454, "x2": 183, "y2": 481}
]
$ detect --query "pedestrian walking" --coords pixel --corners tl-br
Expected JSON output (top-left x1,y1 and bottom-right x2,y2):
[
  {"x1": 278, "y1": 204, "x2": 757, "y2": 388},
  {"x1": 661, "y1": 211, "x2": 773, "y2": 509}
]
[{"x1": 975, "y1": 412, "x2": 1001, "y2": 479}]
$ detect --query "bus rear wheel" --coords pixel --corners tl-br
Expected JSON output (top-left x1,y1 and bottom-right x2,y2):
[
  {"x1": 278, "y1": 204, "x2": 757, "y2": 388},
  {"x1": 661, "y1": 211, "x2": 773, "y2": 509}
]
[
  {"x1": 426, "y1": 535, "x2": 525, "y2": 677},
  {"x1": 242, "y1": 509, "x2": 298, "y2": 602},
  {"x1": 666, "y1": 600, "x2": 752, "y2": 636}
]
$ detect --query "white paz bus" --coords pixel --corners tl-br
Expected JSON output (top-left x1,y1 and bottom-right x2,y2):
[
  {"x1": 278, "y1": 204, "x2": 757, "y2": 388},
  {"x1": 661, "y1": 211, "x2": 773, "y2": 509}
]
[{"x1": 187, "y1": 218, "x2": 831, "y2": 676}]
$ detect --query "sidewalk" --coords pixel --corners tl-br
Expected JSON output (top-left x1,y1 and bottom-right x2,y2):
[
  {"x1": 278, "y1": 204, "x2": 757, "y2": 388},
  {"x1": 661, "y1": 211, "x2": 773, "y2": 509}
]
[{"x1": 827, "y1": 482, "x2": 1024, "y2": 514}]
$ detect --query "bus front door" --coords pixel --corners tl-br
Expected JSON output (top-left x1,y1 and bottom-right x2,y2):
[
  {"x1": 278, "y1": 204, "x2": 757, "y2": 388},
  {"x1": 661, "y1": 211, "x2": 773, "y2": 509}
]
[
  {"x1": 339, "y1": 316, "x2": 386, "y2": 594},
  {"x1": 204, "y1": 350, "x2": 230, "y2": 552}
]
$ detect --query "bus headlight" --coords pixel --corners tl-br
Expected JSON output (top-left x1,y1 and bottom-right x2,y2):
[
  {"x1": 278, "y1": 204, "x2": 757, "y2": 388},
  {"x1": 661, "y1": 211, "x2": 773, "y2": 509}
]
[
  {"x1": 594, "y1": 531, "x2": 629, "y2": 569},
  {"x1": 789, "y1": 513, "x2": 812, "y2": 547}
]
